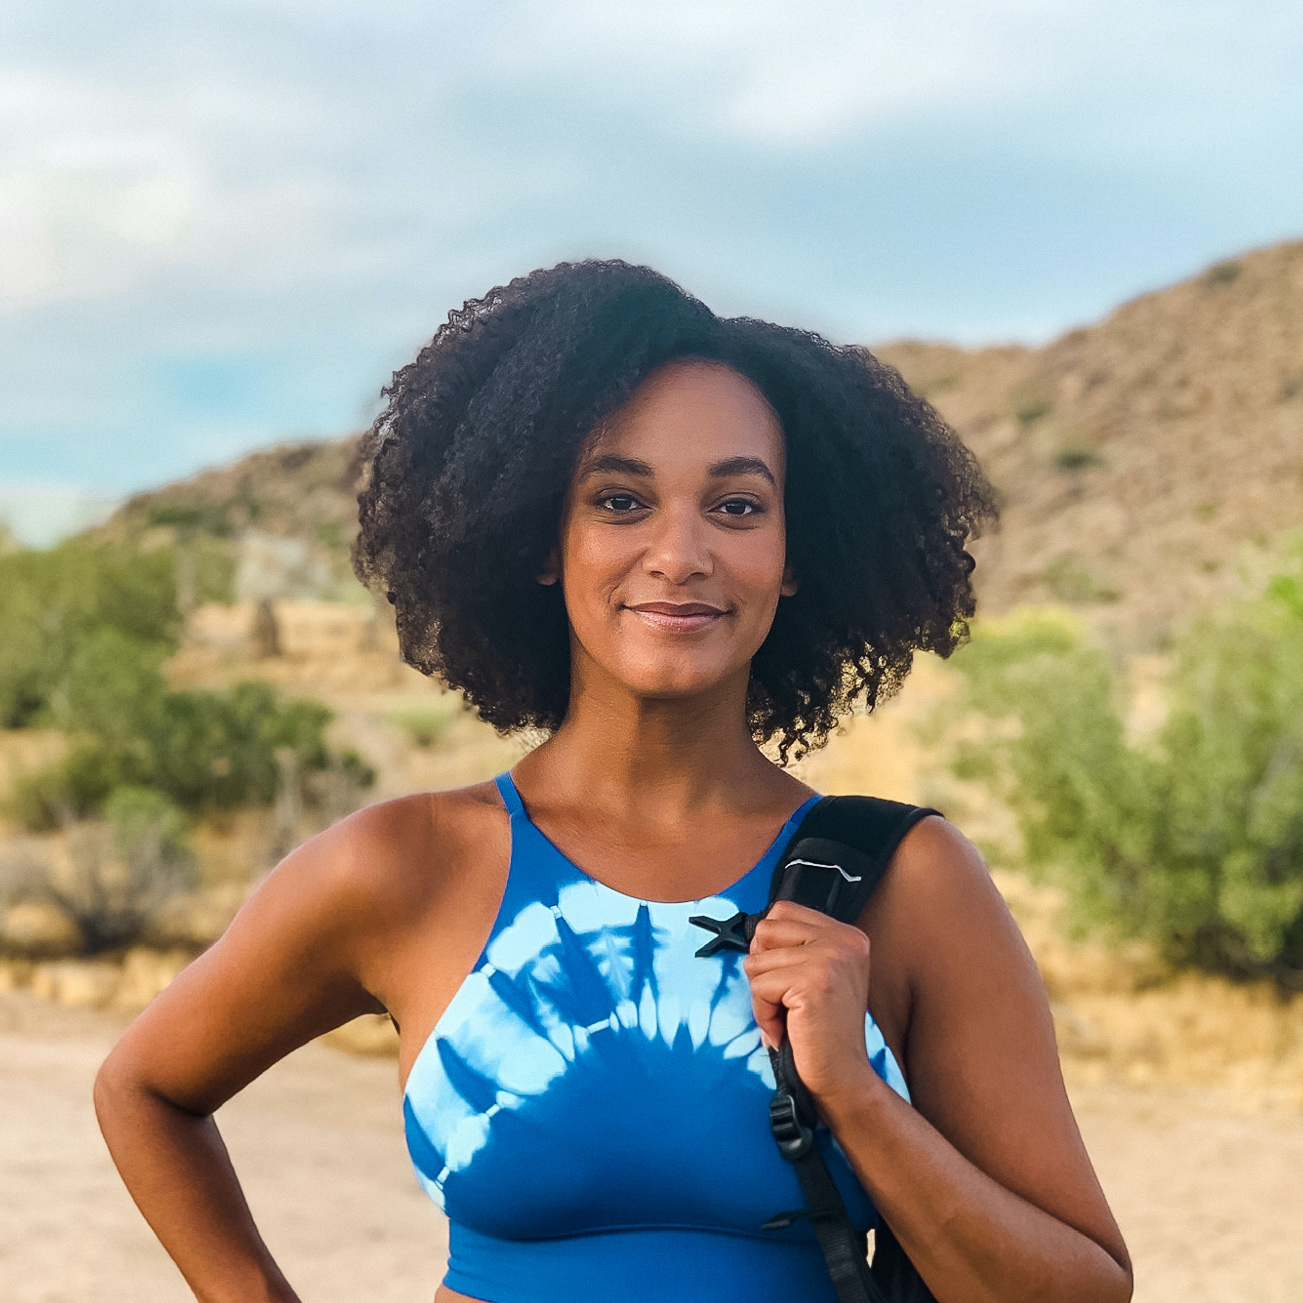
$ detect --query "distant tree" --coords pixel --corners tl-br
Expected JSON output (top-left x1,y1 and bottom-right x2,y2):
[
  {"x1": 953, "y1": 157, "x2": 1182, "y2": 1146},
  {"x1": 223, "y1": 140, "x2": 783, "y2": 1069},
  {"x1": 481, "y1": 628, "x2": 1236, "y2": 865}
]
[{"x1": 8, "y1": 629, "x2": 372, "y2": 830}]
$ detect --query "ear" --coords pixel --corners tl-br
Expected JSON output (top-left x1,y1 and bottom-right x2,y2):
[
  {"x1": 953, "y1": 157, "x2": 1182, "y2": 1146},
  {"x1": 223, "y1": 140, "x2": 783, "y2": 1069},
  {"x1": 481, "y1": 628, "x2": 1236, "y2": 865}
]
[
  {"x1": 780, "y1": 563, "x2": 798, "y2": 598},
  {"x1": 537, "y1": 549, "x2": 560, "y2": 586}
]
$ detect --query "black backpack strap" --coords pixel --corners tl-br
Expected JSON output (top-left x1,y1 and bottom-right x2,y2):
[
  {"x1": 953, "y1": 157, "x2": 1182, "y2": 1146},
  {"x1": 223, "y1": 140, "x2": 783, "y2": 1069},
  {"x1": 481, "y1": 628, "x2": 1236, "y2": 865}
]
[
  {"x1": 765, "y1": 1039, "x2": 889, "y2": 1303},
  {"x1": 689, "y1": 794, "x2": 940, "y2": 1303},
  {"x1": 769, "y1": 794, "x2": 941, "y2": 924},
  {"x1": 688, "y1": 797, "x2": 939, "y2": 961}
]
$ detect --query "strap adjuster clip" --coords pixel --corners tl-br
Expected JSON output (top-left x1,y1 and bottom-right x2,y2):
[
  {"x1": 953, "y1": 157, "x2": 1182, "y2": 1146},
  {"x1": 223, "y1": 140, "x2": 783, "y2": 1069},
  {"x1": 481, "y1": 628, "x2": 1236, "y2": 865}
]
[{"x1": 769, "y1": 1090, "x2": 815, "y2": 1161}]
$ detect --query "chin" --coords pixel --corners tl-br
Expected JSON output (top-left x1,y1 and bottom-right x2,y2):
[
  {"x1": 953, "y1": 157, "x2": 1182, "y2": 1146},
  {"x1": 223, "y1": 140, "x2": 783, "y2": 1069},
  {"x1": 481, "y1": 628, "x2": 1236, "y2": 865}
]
[{"x1": 619, "y1": 656, "x2": 740, "y2": 701}]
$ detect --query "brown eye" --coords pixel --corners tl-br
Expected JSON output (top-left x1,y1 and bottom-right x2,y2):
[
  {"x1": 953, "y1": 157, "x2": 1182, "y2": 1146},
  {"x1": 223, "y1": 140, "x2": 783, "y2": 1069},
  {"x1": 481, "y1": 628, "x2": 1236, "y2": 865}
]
[
  {"x1": 599, "y1": 493, "x2": 643, "y2": 513},
  {"x1": 718, "y1": 498, "x2": 759, "y2": 517}
]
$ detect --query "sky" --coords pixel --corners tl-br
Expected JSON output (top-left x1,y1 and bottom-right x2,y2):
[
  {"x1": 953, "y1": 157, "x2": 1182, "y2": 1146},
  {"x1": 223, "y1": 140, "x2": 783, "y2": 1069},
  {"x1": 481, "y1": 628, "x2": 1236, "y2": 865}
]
[{"x1": 2, "y1": 0, "x2": 1302, "y2": 544}]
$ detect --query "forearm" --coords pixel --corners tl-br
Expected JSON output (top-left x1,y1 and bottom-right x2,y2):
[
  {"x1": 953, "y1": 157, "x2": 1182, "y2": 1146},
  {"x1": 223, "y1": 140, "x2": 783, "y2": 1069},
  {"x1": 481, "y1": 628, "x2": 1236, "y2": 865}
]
[
  {"x1": 821, "y1": 1072, "x2": 1132, "y2": 1303},
  {"x1": 94, "y1": 1063, "x2": 300, "y2": 1303}
]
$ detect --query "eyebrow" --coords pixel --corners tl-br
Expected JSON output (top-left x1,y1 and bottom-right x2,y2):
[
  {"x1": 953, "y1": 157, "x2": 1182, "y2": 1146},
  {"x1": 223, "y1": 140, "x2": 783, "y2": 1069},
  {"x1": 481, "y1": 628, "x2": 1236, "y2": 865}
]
[
  {"x1": 579, "y1": 454, "x2": 654, "y2": 478},
  {"x1": 708, "y1": 456, "x2": 776, "y2": 487},
  {"x1": 577, "y1": 452, "x2": 776, "y2": 487}
]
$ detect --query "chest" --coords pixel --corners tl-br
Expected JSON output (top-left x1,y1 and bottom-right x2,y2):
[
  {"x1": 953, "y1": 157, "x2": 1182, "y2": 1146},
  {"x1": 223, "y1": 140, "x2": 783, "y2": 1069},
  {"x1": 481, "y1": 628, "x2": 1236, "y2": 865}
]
[{"x1": 402, "y1": 877, "x2": 900, "y2": 1244}]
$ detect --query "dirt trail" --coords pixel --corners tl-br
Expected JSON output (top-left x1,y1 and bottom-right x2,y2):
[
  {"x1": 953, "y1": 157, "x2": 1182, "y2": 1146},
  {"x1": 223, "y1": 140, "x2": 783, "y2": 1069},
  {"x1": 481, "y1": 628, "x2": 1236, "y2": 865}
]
[
  {"x1": 2, "y1": 990, "x2": 1300, "y2": 1303},
  {"x1": 0, "y1": 993, "x2": 445, "y2": 1303}
]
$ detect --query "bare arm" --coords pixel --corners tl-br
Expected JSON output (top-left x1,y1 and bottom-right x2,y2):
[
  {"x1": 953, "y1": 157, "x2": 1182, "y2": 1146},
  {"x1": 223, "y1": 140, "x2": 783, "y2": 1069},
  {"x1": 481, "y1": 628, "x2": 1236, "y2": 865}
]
[
  {"x1": 745, "y1": 819, "x2": 1132, "y2": 1303},
  {"x1": 93, "y1": 802, "x2": 419, "y2": 1303}
]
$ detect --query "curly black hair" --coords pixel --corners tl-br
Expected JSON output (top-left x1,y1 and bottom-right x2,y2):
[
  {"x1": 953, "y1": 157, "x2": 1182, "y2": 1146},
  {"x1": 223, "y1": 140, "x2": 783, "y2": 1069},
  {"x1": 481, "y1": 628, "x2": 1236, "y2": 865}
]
[{"x1": 354, "y1": 260, "x2": 996, "y2": 760}]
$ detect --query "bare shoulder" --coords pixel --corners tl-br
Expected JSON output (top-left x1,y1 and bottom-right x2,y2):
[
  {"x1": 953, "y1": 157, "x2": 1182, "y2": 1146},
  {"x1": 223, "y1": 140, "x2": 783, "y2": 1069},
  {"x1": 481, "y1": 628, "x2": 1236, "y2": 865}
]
[
  {"x1": 182, "y1": 778, "x2": 511, "y2": 1019},
  {"x1": 99, "y1": 780, "x2": 511, "y2": 1113},
  {"x1": 866, "y1": 816, "x2": 1034, "y2": 978},
  {"x1": 268, "y1": 779, "x2": 508, "y2": 923}
]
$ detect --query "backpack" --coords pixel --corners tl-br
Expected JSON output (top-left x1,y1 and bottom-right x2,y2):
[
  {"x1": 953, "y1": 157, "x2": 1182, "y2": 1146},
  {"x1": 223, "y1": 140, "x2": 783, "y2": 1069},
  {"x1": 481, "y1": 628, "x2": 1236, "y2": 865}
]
[{"x1": 690, "y1": 795, "x2": 940, "y2": 1303}]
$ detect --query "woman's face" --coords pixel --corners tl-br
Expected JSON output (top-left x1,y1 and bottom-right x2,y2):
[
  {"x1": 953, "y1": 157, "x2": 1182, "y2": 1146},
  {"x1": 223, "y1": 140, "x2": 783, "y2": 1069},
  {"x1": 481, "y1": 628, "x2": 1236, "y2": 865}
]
[{"x1": 548, "y1": 359, "x2": 795, "y2": 704}]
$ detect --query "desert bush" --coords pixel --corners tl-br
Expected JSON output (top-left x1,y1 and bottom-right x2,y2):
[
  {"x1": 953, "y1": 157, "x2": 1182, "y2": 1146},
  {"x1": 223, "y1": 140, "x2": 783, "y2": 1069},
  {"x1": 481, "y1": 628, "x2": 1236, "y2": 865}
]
[
  {"x1": 35, "y1": 788, "x2": 198, "y2": 954},
  {"x1": 0, "y1": 539, "x2": 180, "y2": 728},
  {"x1": 947, "y1": 552, "x2": 1303, "y2": 979},
  {"x1": 386, "y1": 703, "x2": 456, "y2": 749},
  {"x1": 8, "y1": 629, "x2": 372, "y2": 828}
]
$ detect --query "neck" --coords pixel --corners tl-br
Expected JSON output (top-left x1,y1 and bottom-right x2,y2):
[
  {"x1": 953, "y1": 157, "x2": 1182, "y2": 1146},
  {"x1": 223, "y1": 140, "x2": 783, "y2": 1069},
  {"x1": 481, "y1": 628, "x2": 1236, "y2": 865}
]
[{"x1": 516, "y1": 656, "x2": 802, "y2": 825}]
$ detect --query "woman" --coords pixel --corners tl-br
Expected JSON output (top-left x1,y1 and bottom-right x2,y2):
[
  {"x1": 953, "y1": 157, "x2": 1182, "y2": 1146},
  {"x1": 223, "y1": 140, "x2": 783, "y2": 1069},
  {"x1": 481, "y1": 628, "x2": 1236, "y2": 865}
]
[{"x1": 95, "y1": 261, "x2": 1132, "y2": 1303}]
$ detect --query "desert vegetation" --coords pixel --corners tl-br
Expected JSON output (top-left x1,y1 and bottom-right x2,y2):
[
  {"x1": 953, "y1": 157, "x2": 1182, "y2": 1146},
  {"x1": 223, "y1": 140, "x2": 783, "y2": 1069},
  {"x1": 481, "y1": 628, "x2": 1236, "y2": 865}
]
[
  {"x1": 940, "y1": 547, "x2": 1303, "y2": 984},
  {"x1": 0, "y1": 536, "x2": 375, "y2": 966}
]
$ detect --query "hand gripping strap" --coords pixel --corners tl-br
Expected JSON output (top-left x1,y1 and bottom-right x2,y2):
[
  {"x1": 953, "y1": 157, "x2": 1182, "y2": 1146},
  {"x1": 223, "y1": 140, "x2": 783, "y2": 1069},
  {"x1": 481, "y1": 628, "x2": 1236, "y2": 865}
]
[{"x1": 763, "y1": 795, "x2": 940, "y2": 1303}]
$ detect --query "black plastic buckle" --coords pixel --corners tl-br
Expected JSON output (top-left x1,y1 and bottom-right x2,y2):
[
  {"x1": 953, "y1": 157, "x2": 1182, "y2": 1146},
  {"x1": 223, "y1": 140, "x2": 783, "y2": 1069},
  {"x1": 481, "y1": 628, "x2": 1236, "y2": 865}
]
[
  {"x1": 769, "y1": 1090, "x2": 815, "y2": 1161},
  {"x1": 689, "y1": 909, "x2": 755, "y2": 957}
]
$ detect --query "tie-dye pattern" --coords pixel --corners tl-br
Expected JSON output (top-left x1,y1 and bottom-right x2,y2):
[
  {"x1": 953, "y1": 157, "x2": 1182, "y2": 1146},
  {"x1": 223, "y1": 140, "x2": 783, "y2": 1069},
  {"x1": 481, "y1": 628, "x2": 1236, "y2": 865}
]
[{"x1": 403, "y1": 773, "x2": 910, "y2": 1301}]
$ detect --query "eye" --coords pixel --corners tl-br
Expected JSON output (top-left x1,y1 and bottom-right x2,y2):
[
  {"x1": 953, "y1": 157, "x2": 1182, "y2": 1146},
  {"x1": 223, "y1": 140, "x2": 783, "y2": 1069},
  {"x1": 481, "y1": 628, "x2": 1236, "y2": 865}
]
[
  {"x1": 715, "y1": 497, "x2": 760, "y2": 518},
  {"x1": 597, "y1": 493, "x2": 644, "y2": 514}
]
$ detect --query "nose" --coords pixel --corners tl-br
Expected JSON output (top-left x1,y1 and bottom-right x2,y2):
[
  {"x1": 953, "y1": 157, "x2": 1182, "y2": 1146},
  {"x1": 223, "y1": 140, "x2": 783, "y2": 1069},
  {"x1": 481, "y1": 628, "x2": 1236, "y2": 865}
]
[{"x1": 644, "y1": 504, "x2": 712, "y2": 584}]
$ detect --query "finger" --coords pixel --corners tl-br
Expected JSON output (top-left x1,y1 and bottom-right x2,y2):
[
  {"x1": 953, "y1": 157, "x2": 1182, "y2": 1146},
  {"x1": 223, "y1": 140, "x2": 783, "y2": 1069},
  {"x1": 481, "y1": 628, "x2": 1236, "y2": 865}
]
[
  {"x1": 743, "y1": 944, "x2": 836, "y2": 976},
  {"x1": 749, "y1": 988, "x2": 787, "y2": 1050},
  {"x1": 764, "y1": 900, "x2": 832, "y2": 927},
  {"x1": 749, "y1": 915, "x2": 827, "y2": 952},
  {"x1": 755, "y1": 918, "x2": 872, "y2": 968}
]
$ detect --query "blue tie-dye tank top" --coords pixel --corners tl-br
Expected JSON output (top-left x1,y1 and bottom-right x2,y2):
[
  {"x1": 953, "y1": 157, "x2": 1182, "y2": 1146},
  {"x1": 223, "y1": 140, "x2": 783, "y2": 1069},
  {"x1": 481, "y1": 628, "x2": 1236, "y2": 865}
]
[{"x1": 402, "y1": 772, "x2": 911, "y2": 1302}]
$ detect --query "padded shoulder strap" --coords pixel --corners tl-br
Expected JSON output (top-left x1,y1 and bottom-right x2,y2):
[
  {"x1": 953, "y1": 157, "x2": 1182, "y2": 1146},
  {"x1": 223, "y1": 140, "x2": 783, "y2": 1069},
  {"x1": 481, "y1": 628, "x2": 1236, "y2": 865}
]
[{"x1": 769, "y1": 795, "x2": 941, "y2": 924}]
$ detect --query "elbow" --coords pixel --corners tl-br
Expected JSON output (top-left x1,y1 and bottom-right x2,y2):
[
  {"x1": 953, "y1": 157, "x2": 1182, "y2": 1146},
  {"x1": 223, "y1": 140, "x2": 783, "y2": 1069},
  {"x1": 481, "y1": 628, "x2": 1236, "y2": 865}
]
[
  {"x1": 1105, "y1": 1253, "x2": 1134, "y2": 1303},
  {"x1": 93, "y1": 1045, "x2": 133, "y2": 1134},
  {"x1": 93, "y1": 1041, "x2": 166, "y2": 1134},
  {"x1": 1066, "y1": 1239, "x2": 1132, "y2": 1303}
]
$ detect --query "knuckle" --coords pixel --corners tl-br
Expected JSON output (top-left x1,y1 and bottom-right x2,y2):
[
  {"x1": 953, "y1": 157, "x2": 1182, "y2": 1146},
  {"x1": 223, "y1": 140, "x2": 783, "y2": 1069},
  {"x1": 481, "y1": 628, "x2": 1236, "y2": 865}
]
[{"x1": 847, "y1": 928, "x2": 871, "y2": 960}]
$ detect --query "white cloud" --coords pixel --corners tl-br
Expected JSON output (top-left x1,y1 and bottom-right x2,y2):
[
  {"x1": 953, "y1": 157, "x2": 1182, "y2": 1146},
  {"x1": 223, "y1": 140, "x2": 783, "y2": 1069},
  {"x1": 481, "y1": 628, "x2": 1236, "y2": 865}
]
[
  {"x1": 482, "y1": 0, "x2": 1303, "y2": 150},
  {"x1": 0, "y1": 173, "x2": 61, "y2": 299},
  {"x1": 0, "y1": 0, "x2": 1299, "y2": 503}
]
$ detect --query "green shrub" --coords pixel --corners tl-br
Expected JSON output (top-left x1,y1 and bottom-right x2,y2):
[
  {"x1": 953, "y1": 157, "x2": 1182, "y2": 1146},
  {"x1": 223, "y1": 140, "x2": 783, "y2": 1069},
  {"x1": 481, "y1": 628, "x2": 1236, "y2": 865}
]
[
  {"x1": 1054, "y1": 445, "x2": 1104, "y2": 473},
  {"x1": 1204, "y1": 259, "x2": 1243, "y2": 287},
  {"x1": 6, "y1": 626, "x2": 368, "y2": 828},
  {"x1": 0, "y1": 540, "x2": 179, "y2": 727},
  {"x1": 386, "y1": 703, "x2": 456, "y2": 749},
  {"x1": 946, "y1": 557, "x2": 1303, "y2": 978}
]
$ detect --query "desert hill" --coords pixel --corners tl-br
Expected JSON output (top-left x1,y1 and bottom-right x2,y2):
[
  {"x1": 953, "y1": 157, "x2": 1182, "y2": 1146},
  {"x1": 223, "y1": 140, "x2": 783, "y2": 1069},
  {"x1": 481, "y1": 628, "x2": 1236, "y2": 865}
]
[
  {"x1": 90, "y1": 439, "x2": 366, "y2": 602},
  {"x1": 96, "y1": 239, "x2": 1303, "y2": 642},
  {"x1": 878, "y1": 238, "x2": 1303, "y2": 646}
]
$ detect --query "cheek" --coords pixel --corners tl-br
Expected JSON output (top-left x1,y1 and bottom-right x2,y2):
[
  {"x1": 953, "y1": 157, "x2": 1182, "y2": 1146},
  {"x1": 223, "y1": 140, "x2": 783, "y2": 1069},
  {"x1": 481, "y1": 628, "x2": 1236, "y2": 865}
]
[
  {"x1": 732, "y1": 529, "x2": 789, "y2": 602},
  {"x1": 559, "y1": 522, "x2": 627, "y2": 610}
]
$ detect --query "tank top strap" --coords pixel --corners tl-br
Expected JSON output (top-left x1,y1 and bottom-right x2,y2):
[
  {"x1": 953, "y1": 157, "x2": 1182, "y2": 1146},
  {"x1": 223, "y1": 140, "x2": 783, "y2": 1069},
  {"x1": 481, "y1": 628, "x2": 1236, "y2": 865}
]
[
  {"x1": 494, "y1": 771, "x2": 527, "y2": 819},
  {"x1": 489, "y1": 771, "x2": 577, "y2": 921}
]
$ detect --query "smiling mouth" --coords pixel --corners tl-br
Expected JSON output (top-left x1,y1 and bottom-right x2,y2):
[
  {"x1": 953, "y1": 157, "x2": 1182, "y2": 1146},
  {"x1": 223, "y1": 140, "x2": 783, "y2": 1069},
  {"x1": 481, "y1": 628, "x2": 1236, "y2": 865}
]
[{"x1": 624, "y1": 602, "x2": 728, "y2": 631}]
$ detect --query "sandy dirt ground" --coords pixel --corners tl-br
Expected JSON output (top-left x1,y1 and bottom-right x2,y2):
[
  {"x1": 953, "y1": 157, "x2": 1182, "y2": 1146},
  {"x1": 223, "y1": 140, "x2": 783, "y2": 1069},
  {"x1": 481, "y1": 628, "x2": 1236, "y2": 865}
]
[{"x1": 3, "y1": 990, "x2": 1301, "y2": 1303}]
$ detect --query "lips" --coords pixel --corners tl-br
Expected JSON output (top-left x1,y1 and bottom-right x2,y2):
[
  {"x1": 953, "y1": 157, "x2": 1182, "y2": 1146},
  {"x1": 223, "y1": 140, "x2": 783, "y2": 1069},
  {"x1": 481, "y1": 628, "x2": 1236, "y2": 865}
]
[{"x1": 624, "y1": 601, "x2": 728, "y2": 632}]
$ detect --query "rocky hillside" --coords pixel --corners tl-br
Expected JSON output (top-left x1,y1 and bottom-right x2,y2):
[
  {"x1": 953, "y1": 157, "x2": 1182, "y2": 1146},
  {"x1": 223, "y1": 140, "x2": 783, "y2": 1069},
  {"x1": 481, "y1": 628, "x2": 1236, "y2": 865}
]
[
  {"x1": 95, "y1": 240, "x2": 1303, "y2": 644},
  {"x1": 878, "y1": 239, "x2": 1303, "y2": 647},
  {"x1": 90, "y1": 439, "x2": 366, "y2": 601}
]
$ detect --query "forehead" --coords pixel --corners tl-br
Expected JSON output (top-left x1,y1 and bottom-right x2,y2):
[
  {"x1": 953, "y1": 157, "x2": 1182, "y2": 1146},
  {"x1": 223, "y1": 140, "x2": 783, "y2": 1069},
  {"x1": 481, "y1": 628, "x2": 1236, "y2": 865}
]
[{"x1": 591, "y1": 359, "x2": 784, "y2": 468}]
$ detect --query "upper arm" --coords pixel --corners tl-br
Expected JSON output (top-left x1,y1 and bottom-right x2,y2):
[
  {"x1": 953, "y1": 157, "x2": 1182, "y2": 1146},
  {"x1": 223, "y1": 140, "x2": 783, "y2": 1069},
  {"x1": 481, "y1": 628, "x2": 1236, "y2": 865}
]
[
  {"x1": 99, "y1": 799, "x2": 427, "y2": 1115},
  {"x1": 870, "y1": 818, "x2": 1128, "y2": 1267}
]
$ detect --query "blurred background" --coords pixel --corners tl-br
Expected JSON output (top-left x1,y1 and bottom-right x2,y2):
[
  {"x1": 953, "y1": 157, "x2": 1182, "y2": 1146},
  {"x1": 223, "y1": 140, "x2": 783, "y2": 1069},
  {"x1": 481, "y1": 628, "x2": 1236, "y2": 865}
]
[{"x1": 1, "y1": 3, "x2": 1302, "y2": 1301}]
